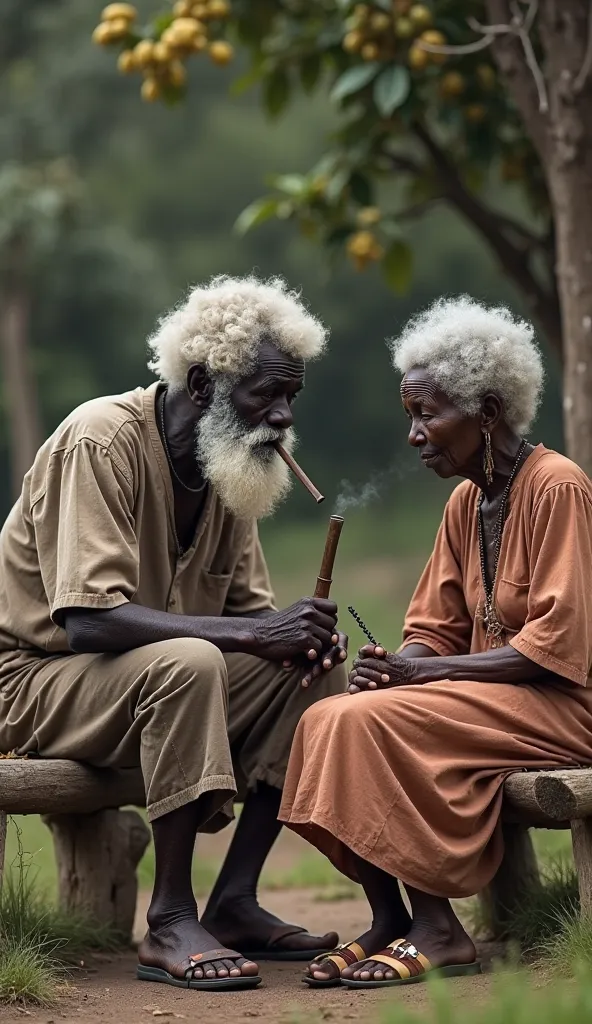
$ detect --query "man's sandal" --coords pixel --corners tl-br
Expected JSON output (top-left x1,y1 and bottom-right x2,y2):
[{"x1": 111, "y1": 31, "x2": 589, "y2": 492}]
[
  {"x1": 137, "y1": 948, "x2": 262, "y2": 991},
  {"x1": 303, "y1": 940, "x2": 370, "y2": 988},
  {"x1": 341, "y1": 939, "x2": 481, "y2": 989}
]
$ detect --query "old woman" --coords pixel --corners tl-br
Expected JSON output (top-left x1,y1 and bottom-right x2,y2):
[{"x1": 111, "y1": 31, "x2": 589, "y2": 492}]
[{"x1": 279, "y1": 296, "x2": 592, "y2": 989}]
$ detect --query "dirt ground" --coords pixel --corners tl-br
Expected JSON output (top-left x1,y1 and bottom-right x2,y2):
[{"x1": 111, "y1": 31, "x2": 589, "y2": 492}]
[{"x1": 1, "y1": 828, "x2": 501, "y2": 1024}]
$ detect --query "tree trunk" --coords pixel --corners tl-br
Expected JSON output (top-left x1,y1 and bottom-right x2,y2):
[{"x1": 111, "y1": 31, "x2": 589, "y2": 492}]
[
  {"x1": 488, "y1": 0, "x2": 592, "y2": 474},
  {"x1": 0, "y1": 238, "x2": 43, "y2": 499},
  {"x1": 539, "y1": 2, "x2": 592, "y2": 474}
]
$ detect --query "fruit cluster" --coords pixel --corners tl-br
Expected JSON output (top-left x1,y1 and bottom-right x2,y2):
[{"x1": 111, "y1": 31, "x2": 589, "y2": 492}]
[
  {"x1": 92, "y1": 1, "x2": 233, "y2": 102},
  {"x1": 342, "y1": 2, "x2": 447, "y2": 70}
]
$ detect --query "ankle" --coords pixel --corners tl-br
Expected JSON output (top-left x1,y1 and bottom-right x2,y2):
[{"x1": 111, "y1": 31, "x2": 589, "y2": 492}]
[
  {"x1": 147, "y1": 897, "x2": 197, "y2": 933},
  {"x1": 209, "y1": 887, "x2": 258, "y2": 911}
]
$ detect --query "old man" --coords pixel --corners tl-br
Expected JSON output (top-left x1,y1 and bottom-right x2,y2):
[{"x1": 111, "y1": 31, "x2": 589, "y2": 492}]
[{"x1": 0, "y1": 274, "x2": 348, "y2": 991}]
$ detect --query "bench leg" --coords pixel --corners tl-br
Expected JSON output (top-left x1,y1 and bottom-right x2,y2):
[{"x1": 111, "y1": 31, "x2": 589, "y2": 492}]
[
  {"x1": 0, "y1": 810, "x2": 6, "y2": 891},
  {"x1": 479, "y1": 823, "x2": 541, "y2": 939},
  {"x1": 44, "y1": 808, "x2": 150, "y2": 943},
  {"x1": 570, "y1": 818, "x2": 592, "y2": 918}
]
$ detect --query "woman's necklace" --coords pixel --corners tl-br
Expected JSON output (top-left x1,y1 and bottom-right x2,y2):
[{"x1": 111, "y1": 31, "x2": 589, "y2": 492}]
[
  {"x1": 477, "y1": 438, "x2": 528, "y2": 648},
  {"x1": 158, "y1": 390, "x2": 207, "y2": 495}
]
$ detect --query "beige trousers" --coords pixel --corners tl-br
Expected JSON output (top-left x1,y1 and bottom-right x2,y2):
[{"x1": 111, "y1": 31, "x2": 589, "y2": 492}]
[{"x1": 0, "y1": 643, "x2": 347, "y2": 825}]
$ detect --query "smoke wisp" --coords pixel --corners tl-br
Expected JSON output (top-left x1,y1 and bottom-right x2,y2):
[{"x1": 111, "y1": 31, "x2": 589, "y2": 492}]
[{"x1": 333, "y1": 456, "x2": 418, "y2": 516}]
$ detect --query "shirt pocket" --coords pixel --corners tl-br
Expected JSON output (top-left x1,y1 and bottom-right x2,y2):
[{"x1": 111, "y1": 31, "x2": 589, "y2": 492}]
[
  {"x1": 197, "y1": 570, "x2": 233, "y2": 617},
  {"x1": 496, "y1": 576, "x2": 530, "y2": 636}
]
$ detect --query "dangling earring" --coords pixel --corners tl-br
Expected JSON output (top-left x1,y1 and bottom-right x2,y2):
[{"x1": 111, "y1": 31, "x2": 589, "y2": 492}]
[{"x1": 483, "y1": 430, "x2": 494, "y2": 486}]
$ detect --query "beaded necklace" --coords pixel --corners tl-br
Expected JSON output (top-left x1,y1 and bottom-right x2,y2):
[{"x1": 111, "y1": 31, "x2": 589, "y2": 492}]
[{"x1": 477, "y1": 438, "x2": 528, "y2": 648}]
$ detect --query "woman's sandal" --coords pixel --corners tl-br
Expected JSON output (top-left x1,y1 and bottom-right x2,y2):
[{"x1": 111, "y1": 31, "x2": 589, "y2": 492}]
[
  {"x1": 341, "y1": 939, "x2": 481, "y2": 989},
  {"x1": 303, "y1": 940, "x2": 371, "y2": 988},
  {"x1": 137, "y1": 948, "x2": 262, "y2": 991}
]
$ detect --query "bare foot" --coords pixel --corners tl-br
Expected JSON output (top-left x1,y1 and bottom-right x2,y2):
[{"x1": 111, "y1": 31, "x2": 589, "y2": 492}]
[
  {"x1": 139, "y1": 910, "x2": 259, "y2": 982},
  {"x1": 202, "y1": 896, "x2": 337, "y2": 956},
  {"x1": 342, "y1": 920, "x2": 477, "y2": 983}
]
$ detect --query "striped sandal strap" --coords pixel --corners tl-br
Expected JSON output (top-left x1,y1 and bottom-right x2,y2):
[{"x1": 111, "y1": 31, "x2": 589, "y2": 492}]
[
  {"x1": 311, "y1": 941, "x2": 367, "y2": 973},
  {"x1": 369, "y1": 941, "x2": 432, "y2": 980}
]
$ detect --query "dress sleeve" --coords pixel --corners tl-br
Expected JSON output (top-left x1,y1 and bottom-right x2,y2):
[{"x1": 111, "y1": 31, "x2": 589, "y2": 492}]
[
  {"x1": 510, "y1": 483, "x2": 592, "y2": 686},
  {"x1": 223, "y1": 521, "x2": 277, "y2": 616},
  {"x1": 31, "y1": 439, "x2": 139, "y2": 626},
  {"x1": 400, "y1": 491, "x2": 473, "y2": 657}
]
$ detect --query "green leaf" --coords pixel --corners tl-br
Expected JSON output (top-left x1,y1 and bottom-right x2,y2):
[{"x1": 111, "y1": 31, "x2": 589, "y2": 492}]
[
  {"x1": 382, "y1": 239, "x2": 414, "y2": 294},
  {"x1": 263, "y1": 68, "x2": 291, "y2": 119},
  {"x1": 234, "y1": 197, "x2": 280, "y2": 236},
  {"x1": 269, "y1": 174, "x2": 306, "y2": 197},
  {"x1": 300, "y1": 53, "x2": 322, "y2": 94},
  {"x1": 373, "y1": 66, "x2": 410, "y2": 118},
  {"x1": 330, "y1": 63, "x2": 380, "y2": 103},
  {"x1": 230, "y1": 66, "x2": 264, "y2": 98},
  {"x1": 349, "y1": 172, "x2": 372, "y2": 206}
]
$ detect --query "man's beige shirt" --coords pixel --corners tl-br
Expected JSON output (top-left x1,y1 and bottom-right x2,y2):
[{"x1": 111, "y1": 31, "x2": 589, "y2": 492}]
[{"x1": 0, "y1": 383, "x2": 276, "y2": 654}]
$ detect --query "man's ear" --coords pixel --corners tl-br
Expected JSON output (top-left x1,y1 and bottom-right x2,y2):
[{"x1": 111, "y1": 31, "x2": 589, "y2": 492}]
[{"x1": 187, "y1": 364, "x2": 214, "y2": 412}]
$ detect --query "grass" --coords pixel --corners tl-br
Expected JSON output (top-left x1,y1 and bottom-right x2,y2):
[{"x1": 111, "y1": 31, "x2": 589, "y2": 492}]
[{"x1": 0, "y1": 821, "x2": 124, "y2": 1006}]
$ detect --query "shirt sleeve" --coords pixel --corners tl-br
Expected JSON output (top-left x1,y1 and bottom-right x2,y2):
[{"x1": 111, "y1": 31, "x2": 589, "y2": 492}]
[
  {"x1": 400, "y1": 492, "x2": 473, "y2": 657},
  {"x1": 31, "y1": 439, "x2": 139, "y2": 626},
  {"x1": 223, "y1": 521, "x2": 277, "y2": 616},
  {"x1": 510, "y1": 483, "x2": 592, "y2": 686}
]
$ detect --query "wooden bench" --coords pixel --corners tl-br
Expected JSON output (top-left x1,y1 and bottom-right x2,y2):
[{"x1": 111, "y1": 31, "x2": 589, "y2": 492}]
[{"x1": 0, "y1": 761, "x2": 591, "y2": 943}]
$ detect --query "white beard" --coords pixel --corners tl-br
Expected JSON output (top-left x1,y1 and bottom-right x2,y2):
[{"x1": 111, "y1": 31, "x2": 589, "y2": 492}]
[{"x1": 195, "y1": 380, "x2": 295, "y2": 520}]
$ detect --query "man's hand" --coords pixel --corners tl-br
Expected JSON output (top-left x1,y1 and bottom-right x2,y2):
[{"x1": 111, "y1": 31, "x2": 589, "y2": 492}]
[
  {"x1": 251, "y1": 597, "x2": 339, "y2": 664},
  {"x1": 348, "y1": 644, "x2": 416, "y2": 694},
  {"x1": 299, "y1": 630, "x2": 348, "y2": 688}
]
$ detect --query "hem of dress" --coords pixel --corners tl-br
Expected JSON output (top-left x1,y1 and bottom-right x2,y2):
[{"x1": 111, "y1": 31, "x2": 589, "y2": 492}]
[
  {"x1": 510, "y1": 635, "x2": 587, "y2": 687},
  {"x1": 147, "y1": 774, "x2": 236, "y2": 822},
  {"x1": 281, "y1": 810, "x2": 499, "y2": 901}
]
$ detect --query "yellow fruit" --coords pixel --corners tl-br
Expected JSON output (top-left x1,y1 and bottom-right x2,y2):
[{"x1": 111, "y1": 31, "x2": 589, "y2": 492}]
[
  {"x1": 208, "y1": 39, "x2": 234, "y2": 64},
  {"x1": 409, "y1": 4, "x2": 432, "y2": 29},
  {"x1": 101, "y1": 3, "x2": 137, "y2": 20},
  {"x1": 356, "y1": 206, "x2": 381, "y2": 226},
  {"x1": 106, "y1": 16, "x2": 131, "y2": 39},
  {"x1": 394, "y1": 16, "x2": 414, "y2": 39},
  {"x1": 361, "y1": 41, "x2": 380, "y2": 61},
  {"x1": 420, "y1": 28, "x2": 447, "y2": 63},
  {"x1": 153, "y1": 40, "x2": 173, "y2": 62},
  {"x1": 207, "y1": 0, "x2": 231, "y2": 17},
  {"x1": 168, "y1": 59, "x2": 187, "y2": 86},
  {"x1": 464, "y1": 102, "x2": 487, "y2": 124},
  {"x1": 370, "y1": 12, "x2": 392, "y2": 34},
  {"x1": 191, "y1": 2, "x2": 208, "y2": 16},
  {"x1": 408, "y1": 43, "x2": 428, "y2": 69},
  {"x1": 476, "y1": 63, "x2": 496, "y2": 91},
  {"x1": 171, "y1": 16, "x2": 203, "y2": 42},
  {"x1": 173, "y1": 0, "x2": 193, "y2": 14},
  {"x1": 117, "y1": 48, "x2": 137, "y2": 72},
  {"x1": 347, "y1": 230, "x2": 375, "y2": 256},
  {"x1": 133, "y1": 39, "x2": 155, "y2": 66},
  {"x1": 343, "y1": 30, "x2": 364, "y2": 53},
  {"x1": 353, "y1": 4, "x2": 371, "y2": 20},
  {"x1": 141, "y1": 77, "x2": 161, "y2": 101},
  {"x1": 161, "y1": 27, "x2": 180, "y2": 48},
  {"x1": 191, "y1": 34, "x2": 208, "y2": 51},
  {"x1": 439, "y1": 70, "x2": 465, "y2": 98},
  {"x1": 92, "y1": 22, "x2": 116, "y2": 45}
]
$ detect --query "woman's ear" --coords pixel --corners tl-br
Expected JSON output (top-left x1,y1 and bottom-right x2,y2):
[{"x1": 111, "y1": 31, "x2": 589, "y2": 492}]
[
  {"x1": 480, "y1": 392, "x2": 503, "y2": 433},
  {"x1": 187, "y1": 364, "x2": 214, "y2": 412}
]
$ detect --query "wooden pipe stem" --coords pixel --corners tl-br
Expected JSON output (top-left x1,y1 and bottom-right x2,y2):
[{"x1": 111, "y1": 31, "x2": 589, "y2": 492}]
[
  {"x1": 274, "y1": 442, "x2": 325, "y2": 504},
  {"x1": 314, "y1": 515, "x2": 344, "y2": 599}
]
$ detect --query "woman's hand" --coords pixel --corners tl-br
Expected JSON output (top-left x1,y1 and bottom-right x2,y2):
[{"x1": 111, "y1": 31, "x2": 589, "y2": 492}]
[{"x1": 348, "y1": 644, "x2": 417, "y2": 694}]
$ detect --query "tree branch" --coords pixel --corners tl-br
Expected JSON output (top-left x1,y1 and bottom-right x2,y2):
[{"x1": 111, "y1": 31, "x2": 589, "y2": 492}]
[
  {"x1": 485, "y1": 0, "x2": 549, "y2": 157},
  {"x1": 412, "y1": 120, "x2": 561, "y2": 356}
]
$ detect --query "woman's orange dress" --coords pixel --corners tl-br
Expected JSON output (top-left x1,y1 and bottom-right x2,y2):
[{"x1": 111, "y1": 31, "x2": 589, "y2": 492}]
[{"x1": 279, "y1": 446, "x2": 592, "y2": 898}]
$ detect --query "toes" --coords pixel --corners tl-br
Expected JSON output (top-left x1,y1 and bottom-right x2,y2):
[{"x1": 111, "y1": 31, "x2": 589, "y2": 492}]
[
  {"x1": 241, "y1": 959, "x2": 259, "y2": 977},
  {"x1": 193, "y1": 967, "x2": 204, "y2": 979}
]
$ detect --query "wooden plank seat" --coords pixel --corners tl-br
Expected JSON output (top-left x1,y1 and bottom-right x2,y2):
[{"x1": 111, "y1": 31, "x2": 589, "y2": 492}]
[{"x1": 1, "y1": 761, "x2": 591, "y2": 943}]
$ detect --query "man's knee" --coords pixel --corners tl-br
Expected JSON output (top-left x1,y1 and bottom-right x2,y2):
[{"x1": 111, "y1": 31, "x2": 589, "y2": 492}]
[{"x1": 138, "y1": 637, "x2": 228, "y2": 702}]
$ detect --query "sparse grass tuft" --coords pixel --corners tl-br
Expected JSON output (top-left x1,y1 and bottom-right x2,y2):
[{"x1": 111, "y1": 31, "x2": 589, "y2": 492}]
[
  {"x1": 0, "y1": 935, "x2": 63, "y2": 1007},
  {"x1": 539, "y1": 913, "x2": 592, "y2": 977}
]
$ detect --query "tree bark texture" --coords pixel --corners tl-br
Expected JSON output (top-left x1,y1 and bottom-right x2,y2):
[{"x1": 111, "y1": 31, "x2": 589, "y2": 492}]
[
  {"x1": 44, "y1": 809, "x2": 151, "y2": 942},
  {"x1": 488, "y1": 0, "x2": 592, "y2": 474}
]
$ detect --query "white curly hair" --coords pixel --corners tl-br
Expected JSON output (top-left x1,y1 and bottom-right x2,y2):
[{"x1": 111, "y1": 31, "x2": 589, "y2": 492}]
[
  {"x1": 147, "y1": 273, "x2": 328, "y2": 387},
  {"x1": 390, "y1": 295, "x2": 544, "y2": 433}
]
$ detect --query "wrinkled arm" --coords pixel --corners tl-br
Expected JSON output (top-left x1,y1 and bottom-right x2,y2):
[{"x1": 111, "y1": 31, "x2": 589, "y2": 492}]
[{"x1": 410, "y1": 645, "x2": 554, "y2": 684}]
